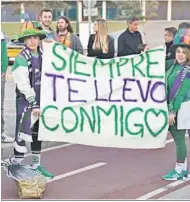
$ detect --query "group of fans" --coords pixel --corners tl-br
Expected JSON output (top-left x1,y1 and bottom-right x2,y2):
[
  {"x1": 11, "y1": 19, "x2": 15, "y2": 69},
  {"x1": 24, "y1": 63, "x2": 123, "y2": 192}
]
[{"x1": 1, "y1": 8, "x2": 190, "y2": 181}]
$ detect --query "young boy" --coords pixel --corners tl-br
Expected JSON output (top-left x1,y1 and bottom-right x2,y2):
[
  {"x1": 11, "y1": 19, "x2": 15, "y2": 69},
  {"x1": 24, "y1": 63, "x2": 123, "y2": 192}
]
[{"x1": 164, "y1": 27, "x2": 177, "y2": 60}]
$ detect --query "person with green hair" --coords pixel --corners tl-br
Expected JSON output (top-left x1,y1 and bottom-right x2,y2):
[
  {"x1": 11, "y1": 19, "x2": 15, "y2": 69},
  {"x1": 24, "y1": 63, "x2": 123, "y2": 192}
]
[
  {"x1": 1, "y1": 31, "x2": 14, "y2": 143},
  {"x1": 166, "y1": 22, "x2": 190, "y2": 63}
]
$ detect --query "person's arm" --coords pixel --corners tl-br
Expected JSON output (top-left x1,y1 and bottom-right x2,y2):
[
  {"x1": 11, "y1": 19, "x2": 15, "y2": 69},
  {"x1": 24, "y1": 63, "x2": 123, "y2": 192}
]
[
  {"x1": 98, "y1": 38, "x2": 115, "y2": 59},
  {"x1": 139, "y1": 33, "x2": 143, "y2": 44},
  {"x1": 12, "y1": 55, "x2": 36, "y2": 105},
  {"x1": 169, "y1": 76, "x2": 190, "y2": 114},
  {"x1": 117, "y1": 34, "x2": 127, "y2": 57},
  {"x1": 87, "y1": 34, "x2": 102, "y2": 57},
  {"x1": 72, "y1": 34, "x2": 84, "y2": 54},
  {"x1": 1, "y1": 39, "x2": 8, "y2": 74}
]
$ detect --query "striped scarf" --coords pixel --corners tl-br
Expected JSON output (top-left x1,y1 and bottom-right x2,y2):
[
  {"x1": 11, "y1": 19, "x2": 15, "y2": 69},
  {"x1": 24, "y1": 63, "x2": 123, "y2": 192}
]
[
  {"x1": 14, "y1": 45, "x2": 42, "y2": 154},
  {"x1": 57, "y1": 32, "x2": 71, "y2": 48}
]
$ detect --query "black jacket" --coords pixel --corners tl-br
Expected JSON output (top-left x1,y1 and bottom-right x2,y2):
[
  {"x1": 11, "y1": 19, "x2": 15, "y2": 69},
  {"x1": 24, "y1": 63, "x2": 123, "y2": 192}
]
[
  {"x1": 117, "y1": 29, "x2": 143, "y2": 57},
  {"x1": 165, "y1": 41, "x2": 175, "y2": 60},
  {"x1": 87, "y1": 34, "x2": 115, "y2": 59}
]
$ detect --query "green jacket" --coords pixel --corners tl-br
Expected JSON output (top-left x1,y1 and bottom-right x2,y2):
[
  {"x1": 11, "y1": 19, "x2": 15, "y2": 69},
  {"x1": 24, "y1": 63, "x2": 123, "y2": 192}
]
[
  {"x1": 165, "y1": 59, "x2": 174, "y2": 72},
  {"x1": 166, "y1": 61, "x2": 190, "y2": 113},
  {"x1": 1, "y1": 32, "x2": 8, "y2": 73}
]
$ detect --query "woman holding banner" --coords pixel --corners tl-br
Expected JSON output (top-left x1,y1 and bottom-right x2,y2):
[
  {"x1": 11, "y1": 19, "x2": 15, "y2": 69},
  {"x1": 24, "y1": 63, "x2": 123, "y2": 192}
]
[
  {"x1": 162, "y1": 33, "x2": 190, "y2": 181},
  {"x1": 10, "y1": 21, "x2": 53, "y2": 179},
  {"x1": 87, "y1": 18, "x2": 115, "y2": 59}
]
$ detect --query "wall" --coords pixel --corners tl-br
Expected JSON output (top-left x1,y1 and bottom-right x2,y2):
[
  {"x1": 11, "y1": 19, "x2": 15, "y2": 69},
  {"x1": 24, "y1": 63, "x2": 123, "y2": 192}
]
[
  {"x1": 1, "y1": 1, "x2": 190, "y2": 22},
  {"x1": 172, "y1": 1, "x2": 190, "y2": 20}
]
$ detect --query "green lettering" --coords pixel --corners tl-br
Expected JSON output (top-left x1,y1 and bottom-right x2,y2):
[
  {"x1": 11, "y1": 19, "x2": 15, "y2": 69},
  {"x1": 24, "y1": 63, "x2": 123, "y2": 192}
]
[
  {"x1": 146, "y1": 49, "x2": 164, "y2": 79},
  {"x1": 116, "y1": 58, "x2": 129, "y2": 77},
  {"x1": 144, "y1": 108, "x2": 168, "y2": 137},
  {"x1": 69, "y1": 50, "x2": 75, "y2": 73},
  {"x1": 108, "y1": 59, "x2": 116, "y2": 78},
  {"x1": 80, "y1": 107, "x2": 96, "y2": 133},
  {"x1": 92, "y1": 58, "x2": 115, "y2": 78},
  {"x1": 41, "y1": 105, "x2": 59, "y2": 131},
  {"x1": 96, "y1": 105, "x2": 118, "y2": 135},
  {"x1": 131, "y1": 55, "x2": 145, "y2": 77},
  {"x1": 52, "y1": 43, "x2": 67, "y2": 71},
  {"x1": 120, "y1": 106, "x2": 124, "y2": 137},
  {"x1": 61, "y1": 107, "x2": 78, "y2": 133},
  {"x1": 74, "y1": 53, "x2": 90, "y2": 77},
  {"x1": 125, "y1": 107, "x2": 144, "y2": 137}
]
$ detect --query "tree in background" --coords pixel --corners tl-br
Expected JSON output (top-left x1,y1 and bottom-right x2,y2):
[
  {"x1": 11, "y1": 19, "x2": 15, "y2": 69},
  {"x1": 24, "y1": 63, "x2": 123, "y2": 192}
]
[
  {"x1": 10, "y1": 1, "x2": 69, "y2": 20},
  {"x1": 114, "y1": 0, "x2": 159, "y2": 21}
]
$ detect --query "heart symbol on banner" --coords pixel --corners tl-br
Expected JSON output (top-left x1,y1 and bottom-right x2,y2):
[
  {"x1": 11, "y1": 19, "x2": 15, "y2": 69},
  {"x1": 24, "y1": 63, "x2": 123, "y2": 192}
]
[{"x1": 144, "y1": 108, "x2": 168, "y2": 137}]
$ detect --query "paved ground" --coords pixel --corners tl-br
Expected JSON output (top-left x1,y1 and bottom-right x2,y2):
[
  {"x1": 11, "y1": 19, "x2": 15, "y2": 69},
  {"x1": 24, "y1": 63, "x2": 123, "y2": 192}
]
[
  {"x1": 1, "y1": 138, "x2": 190, "y2": 199},
  {"x1": 1, "y1": 79, "x2": 190, "y2": 200},
  {"x1": 1, "y1": 21, "x2": 190, "y2": 200},
  {"x1": 159, "y1": 184, "x2": 190, "y2": 200}
]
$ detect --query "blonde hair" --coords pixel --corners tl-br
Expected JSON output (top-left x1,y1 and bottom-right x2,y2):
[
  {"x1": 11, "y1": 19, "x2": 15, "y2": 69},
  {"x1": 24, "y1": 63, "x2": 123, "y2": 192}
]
[
  {"x1": 176, "y1": 46, "x2": 190, "y2": 63},
  {"x1": 94, "y1": 18, "x2": 108, "y2": 54}
]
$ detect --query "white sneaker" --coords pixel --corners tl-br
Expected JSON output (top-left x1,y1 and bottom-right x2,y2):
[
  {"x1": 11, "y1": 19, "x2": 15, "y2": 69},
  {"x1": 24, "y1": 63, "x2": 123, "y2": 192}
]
[{"x1": 1, "y1": 133, "x2": 14, "y2": 143}]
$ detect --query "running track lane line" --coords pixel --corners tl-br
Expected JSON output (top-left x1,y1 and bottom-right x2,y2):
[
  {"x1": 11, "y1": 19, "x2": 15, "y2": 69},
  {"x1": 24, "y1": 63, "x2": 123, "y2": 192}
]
[
  {"x1": 136, "y1": 134, "x2": 189, "y2": 200},
  {"x1": 136, "y1": 178, "x2": 190, "y2": 200},
  {"x1": 3, "y1": 134, "x2": 188, "y2": 160},
  {"x1": 47, "y1": 162, "x2": 107, "y2": 183},
  {"x1": 3, "y1": 143, "x2": 74, "y2": 161},
  {"x1": 2, "y1": 136, "x2": 188, "y2": 196},
  {"x1": 3, "y1": 133, "x2": 188, "y2": 156}
]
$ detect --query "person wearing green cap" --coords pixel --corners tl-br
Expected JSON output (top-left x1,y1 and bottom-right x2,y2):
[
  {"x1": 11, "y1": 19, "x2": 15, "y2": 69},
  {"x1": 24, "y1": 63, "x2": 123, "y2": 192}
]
[
  {"x1": 162, "y1": 38, "x2": 190, "y2": 181},
  {"x1": 10, "y1": 21, "x2": 53, "y2": 179},
  {"x1": 1, "y1": 31, "x2": 14, "y2": 143}
]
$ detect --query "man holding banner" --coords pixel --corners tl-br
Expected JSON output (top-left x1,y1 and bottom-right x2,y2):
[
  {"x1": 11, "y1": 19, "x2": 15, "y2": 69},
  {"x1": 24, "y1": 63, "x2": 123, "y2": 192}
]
[{"x1": 38, "y1": 40, "x2": 169, "y2": 149}]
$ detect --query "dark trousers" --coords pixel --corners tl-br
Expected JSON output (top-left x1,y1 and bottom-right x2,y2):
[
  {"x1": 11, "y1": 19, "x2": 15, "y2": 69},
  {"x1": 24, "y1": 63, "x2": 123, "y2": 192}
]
[{"x1": 14, "y1": 97, "x2": 41, "y2": 156}]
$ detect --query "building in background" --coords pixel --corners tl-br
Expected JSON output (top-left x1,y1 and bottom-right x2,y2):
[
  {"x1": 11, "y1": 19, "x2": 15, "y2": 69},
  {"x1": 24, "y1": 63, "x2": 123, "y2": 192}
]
[{"x1": 1, "y1": 0, "x2": 190, "y2": 22}]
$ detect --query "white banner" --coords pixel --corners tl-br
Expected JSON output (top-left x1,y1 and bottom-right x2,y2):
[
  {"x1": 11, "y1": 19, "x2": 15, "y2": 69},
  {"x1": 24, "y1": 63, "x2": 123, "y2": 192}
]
[{"x1": 39, "y1": 42, "x2": 168, "y2": 149}]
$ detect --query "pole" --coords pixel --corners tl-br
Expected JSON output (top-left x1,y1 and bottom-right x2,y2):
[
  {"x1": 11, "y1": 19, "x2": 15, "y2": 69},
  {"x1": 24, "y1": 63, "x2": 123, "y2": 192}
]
[
  {"x1": 76, "y1": 1, "x2": 79, "y2": 34},
  {"x1": 102, "y1": 0, "x2": 106, "y2": 20},
  {"x1": 88, "y1": 0, "x2": 91, "y2": 36},
  {"x1": 142, "y1": 0, "x2": 146, "y2": 21},
  {"x1": 78, "y1": 1, "x2": 82, "y2": 23},
  {"x1": 167, "y1": 0, "x2": 172, "y2": 21},
  {"x1": 20, "y1": 3, "x2": 25, "y2": 23}
]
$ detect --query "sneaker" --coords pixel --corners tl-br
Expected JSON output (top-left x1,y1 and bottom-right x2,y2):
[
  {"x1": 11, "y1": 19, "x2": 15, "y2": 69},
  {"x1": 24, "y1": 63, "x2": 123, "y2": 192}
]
[
  {"x1": 8, "y1": 156, "x2": 23, "y2": 165},
  {"x1": 1, "y1": 133, "x2": 14, "y2": 143},
  {"x1": 31, "y1": 165, "x2": 54, "y2": 179},
  {"x1": 182, "y1": 169, "x2": 189, "y2": 178},
  {"x1": 162, "y1": 170, "x2": 183, "y2": 181}
]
